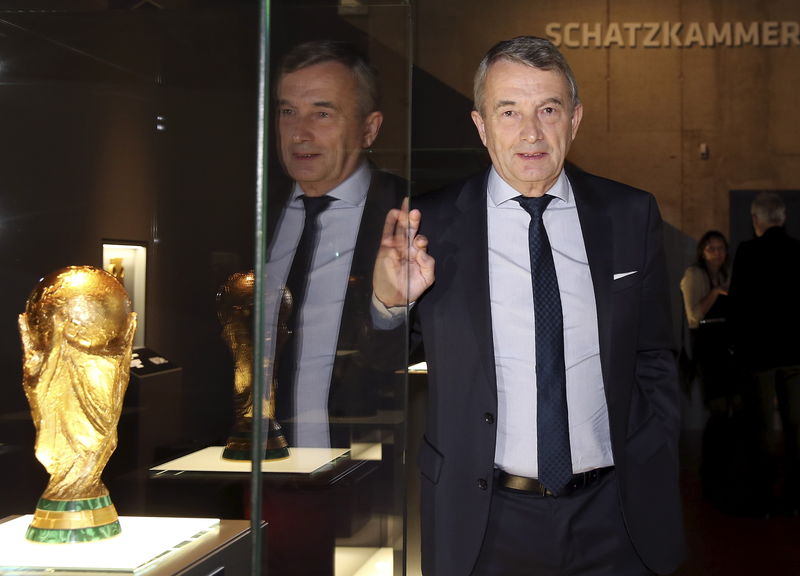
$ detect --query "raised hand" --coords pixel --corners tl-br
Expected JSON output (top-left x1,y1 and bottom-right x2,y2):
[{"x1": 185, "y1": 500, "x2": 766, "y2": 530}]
[{"x1": 373, "y1": 198, "x2": 435, "y2": 308}]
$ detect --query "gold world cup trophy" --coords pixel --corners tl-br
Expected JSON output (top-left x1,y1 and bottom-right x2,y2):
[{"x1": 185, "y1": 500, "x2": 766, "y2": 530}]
[
  {"x1": 18, "y1": 266, "x2": 136, "y2": 543},
  {"x1": 217, "y1": 271, "x2": 289, "y2": 461}
]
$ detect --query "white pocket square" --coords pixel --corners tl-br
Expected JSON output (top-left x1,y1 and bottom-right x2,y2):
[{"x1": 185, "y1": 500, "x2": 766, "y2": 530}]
[{"x1": 613, "y1": 271, "x2": 638, "y2": 280}]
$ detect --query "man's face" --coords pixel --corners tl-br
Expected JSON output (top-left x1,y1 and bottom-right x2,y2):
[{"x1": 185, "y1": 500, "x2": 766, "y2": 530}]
[
  {"x1": 277, "y1": 61, "x2": 382, "y2": 197},
  {"x1": 471, "y1": 59, "x2": 582, "y2": 197}
]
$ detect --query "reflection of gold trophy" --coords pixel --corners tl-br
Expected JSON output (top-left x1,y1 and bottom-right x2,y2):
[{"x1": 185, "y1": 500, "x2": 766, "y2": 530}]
[
  {"x1": 217, "y1": 271, "x2": 289, "y2": 461},
  {"x1": 18, "y1": 266, "x2": 136, "y2": 543}
]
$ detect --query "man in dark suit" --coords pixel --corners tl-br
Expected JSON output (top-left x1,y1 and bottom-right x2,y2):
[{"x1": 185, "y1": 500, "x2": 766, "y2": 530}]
[
  {"x1": 728, "y1": 191, "x2": 800, "y2": 514},
  {"x1": 266, "y1": 39, "x2": 405, "y2": 448},
  {"x1": 373, "y1": 36, "x2": 685, "y2": 575}
]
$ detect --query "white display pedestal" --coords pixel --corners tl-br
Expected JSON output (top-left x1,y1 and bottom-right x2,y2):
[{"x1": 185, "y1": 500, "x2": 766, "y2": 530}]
[{"x1": 0, "y1": 516, "x2": 258, "y2": 576}]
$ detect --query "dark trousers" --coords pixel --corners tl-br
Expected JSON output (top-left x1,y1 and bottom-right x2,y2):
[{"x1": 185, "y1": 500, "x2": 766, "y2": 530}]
[
  {"x1": 472, "y1": 470, "x2": 651, "y2": 576},
  {"x1": 749, "y1": 365, "x2": 800, "y2": 510}
]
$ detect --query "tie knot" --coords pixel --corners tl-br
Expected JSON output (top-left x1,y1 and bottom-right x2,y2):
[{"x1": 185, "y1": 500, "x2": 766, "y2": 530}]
[
  {"x1": 300, "y1": 194, "x2": 333, "y2": 219},
  {"x1": 515, "y1": 194, "x2": 554, "y2": 220}
]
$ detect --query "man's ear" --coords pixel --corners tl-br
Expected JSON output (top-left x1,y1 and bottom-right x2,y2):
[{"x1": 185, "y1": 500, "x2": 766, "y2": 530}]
[
  {"x1": 471, "y1": 110, "x2": 487, "y2": 146},
  {"x1": 570, "y1": 102, "x2": 583, "y2": 141},
  {"x1": 362, "y1": 111, "x2": 384, "y2": 148}
]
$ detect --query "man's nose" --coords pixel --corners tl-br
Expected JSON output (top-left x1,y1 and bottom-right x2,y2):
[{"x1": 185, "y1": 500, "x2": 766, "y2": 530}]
[
  {"x1": 521, "y1": 115, "x2": 543, "y2": 142},
  {"x1": 291, "y1": 117, "x2": 314, "y2": 143}
]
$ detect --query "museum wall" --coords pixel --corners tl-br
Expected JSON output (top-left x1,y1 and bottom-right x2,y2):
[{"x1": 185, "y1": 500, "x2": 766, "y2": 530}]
[{"x1": 412, "y1": 0, "x2": 800, "y2": 243}]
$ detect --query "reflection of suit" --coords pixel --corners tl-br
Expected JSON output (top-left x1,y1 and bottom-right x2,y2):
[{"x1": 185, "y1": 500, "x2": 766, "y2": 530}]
[
  {"x1": 262, "y1": 166, "x2": 407, "y2": 576},
  {"x1": 326, "y1": 169, "x2": 407, "y2": 419},
  {"x1": 267, "y1": 167, "x2": 406, "y2": 440},
  {"x1": 411, "y1": 167, "x2": 685, "y2": 575}
]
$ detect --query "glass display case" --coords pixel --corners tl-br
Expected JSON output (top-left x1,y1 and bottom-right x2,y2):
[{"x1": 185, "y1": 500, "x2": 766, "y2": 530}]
[{"x1": 0, "y1": 1, "x2": 411, "y2": 574}]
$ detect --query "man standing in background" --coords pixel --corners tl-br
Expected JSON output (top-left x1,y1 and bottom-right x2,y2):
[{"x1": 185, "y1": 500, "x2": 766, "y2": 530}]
[{"x1": 729, "y1": 191, "x2": 800, "y2": 516}]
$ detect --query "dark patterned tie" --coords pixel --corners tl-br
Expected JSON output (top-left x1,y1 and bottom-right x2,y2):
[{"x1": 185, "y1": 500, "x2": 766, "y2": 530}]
[
  {"x1": 515, "y1": 194, "x2": 572, "y2": 494},
  {"x1": 276, "y1": 194, "x2": 333, "y2": 434}
]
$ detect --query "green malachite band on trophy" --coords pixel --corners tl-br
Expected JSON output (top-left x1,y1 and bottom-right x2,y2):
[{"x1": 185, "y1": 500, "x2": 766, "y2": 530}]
[
  {"x1": 26, "y1": 521, "x2": 122, "y2": 544},
  {"x1": 26, "y1": 495, "x2": 121, "y2": 543},
  {"x1": 34, "y1": 494, "x2": 114, "y2": 512}
]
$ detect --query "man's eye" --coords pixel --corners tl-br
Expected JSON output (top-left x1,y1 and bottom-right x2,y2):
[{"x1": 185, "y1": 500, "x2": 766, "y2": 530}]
[
  {"x1": 501, "y1": 110, "x2": 515, "y2": 117},
  {"x1": 279, "y1": 108, "x2": 295, "y2": 117},
  {"x1": 317, "y1": 111, "x2": 331, "y2": 118},
  {"x1": 542, "y1": 107, "x2": 556, "y2": 115}
]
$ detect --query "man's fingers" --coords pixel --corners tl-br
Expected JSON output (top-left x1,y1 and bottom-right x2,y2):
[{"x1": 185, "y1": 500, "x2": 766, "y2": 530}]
[
  {"x1": 406, "y1": 208, "x2": 422, "y2": 240},
  {"x1": 414, "y1": 235, "x2": 435, "y2": 270},
  {"x1": 381, "y1": 208, "x2": 401, "y2": 245},
  {"x1": 381, "y1": 203, "x2": 424, "y2": 251}
]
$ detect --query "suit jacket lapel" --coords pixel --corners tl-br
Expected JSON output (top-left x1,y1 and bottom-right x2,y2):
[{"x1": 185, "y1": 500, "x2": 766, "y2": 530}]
[
  {"x1": 450, "y1": 171, "x2": 498, "y2": 398},
  {"x1": 329, "y1": 168, "x2": 406, "y2": 410},
  {"x1": 568, "y1": 168, "x2": 614, "y2": 392},
  {"x1": 338, "y1": 167, "x2": 405, "y2": 335}
]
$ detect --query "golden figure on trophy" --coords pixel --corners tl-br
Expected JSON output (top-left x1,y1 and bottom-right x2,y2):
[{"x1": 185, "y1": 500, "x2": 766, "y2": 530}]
[
  {"x1": 217, "y1": 271, "x2": 289, "y2": 461},
  {"x1": 18, "y1": 266, "x2": 136, "y2": 543}
]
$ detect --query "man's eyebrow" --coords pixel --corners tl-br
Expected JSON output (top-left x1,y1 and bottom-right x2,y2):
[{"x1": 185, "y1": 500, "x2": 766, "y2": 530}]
[
  {"x1": 541, "y1": 96, "x2": 565, "y2": 106},
  {"x1": 312, "y1": 100, "x2": 337, "y2": 110},
  {"x1": 493, "y1": 96, "x2": 565, "y2": 110},
  {"x1": 276, "y1": 99, "x2": 338, "y2": 110},
  {"x1": 494, "y1": 99, "x2": 516, "y2": 110}
]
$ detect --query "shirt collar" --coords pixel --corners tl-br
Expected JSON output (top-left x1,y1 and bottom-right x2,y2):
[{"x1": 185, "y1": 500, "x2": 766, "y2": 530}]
[
  {"x1": 290, "y1": 160, "x2": 370, "y2": 207},
  {"x1": 487, "y1": 167, "x2": 572, "y2": 208}
]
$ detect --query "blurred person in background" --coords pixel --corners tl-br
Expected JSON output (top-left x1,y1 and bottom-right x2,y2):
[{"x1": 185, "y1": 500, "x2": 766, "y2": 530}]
[
  {"x1": 729, "y1": 191, "x2": 800, "y2": 516},
  {"x1": 680, "y1": 231, "x2": 737, "y2": 507}
]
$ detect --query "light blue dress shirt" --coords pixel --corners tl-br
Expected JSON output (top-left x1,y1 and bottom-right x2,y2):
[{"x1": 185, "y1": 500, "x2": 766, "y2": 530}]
[
  {"x1": 265, "y1": 162, "x2": 370, "y2": 448},
  {"x1": 487, "y1": 167, "x2": 613, "y2": 477}
]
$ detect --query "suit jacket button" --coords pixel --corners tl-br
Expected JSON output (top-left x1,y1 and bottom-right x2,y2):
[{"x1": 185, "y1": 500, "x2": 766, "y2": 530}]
[
  {"x1": 484, "y1": 412, "x2": 494, "y2": 424},
  {"x1": 477, "y1": 478, "x2": 488, "y2": 490}
]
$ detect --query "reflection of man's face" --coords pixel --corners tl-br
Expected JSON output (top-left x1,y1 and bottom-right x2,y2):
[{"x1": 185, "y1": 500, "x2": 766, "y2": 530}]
[
  {"x1": 277, "y1": 61, "x2": 383, "y2": 197},
  {"x1": 471, "y1": 59, "x2": 582, "y2": 197}
]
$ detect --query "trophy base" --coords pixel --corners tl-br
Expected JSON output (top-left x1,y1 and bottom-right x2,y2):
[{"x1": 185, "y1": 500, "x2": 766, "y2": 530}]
[
  {"x1": 222, "y1": 418, "x2": 290, "y2": 461},
  {"x1": 222, "y1": 445, "x2": 291, "y2": 461},
  {"x1": 26, "y1": 495, "x2": 121, "y2": 543}
]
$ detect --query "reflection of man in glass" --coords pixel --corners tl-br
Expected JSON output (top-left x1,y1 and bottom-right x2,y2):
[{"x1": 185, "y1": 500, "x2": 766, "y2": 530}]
[
  {"x1": 19, "y1": 266, "x2": 136, "y2": 542},
  {"x1": 266, "y1": 40, "x2": 405, "y2": 448}
]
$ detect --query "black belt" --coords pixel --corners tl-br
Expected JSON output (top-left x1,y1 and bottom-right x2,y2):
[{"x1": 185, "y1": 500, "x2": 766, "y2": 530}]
[{"x1": 497, "y1": 466, "x2": 614, "y2": 497}]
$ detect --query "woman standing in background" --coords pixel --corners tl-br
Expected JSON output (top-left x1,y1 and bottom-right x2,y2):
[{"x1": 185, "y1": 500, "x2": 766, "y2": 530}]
[{"x1": 680, "y1": 230, "x2": 737, "y2": 507}]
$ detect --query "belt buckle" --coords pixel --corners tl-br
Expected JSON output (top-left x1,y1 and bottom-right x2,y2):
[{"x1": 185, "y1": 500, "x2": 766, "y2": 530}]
[{"x1": 552, "y1": 468, "x2": 604, "y2": 497}]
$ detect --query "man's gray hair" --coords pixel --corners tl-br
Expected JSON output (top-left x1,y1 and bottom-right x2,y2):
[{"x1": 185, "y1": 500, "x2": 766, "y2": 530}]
[
  {"x1": 277, "y1": 39, "x2": 379, "y2": 118},
  {"x1": 473, "y1": 35, "x2": 580, "y2": 114},
  {"x1": 751, "y1": 191, "x2": 786, "y2": 227}
]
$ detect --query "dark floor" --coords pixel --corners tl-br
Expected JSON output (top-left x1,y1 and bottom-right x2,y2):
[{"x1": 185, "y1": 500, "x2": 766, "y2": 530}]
[{"x1": 676, "y1": 429, "x2": 800, "y2": 576}]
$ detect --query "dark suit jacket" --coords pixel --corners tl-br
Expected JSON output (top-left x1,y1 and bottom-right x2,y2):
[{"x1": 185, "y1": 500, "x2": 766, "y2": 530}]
[
  {"x1": 411, "y1": 166, "x2": 685, "y2": 575},
  {"x1": 728, "y1": 226, "x2": 800, "y2": 370},
  {"x1": 267, "y1": 166, "x2": 407, "y2": 438}
]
